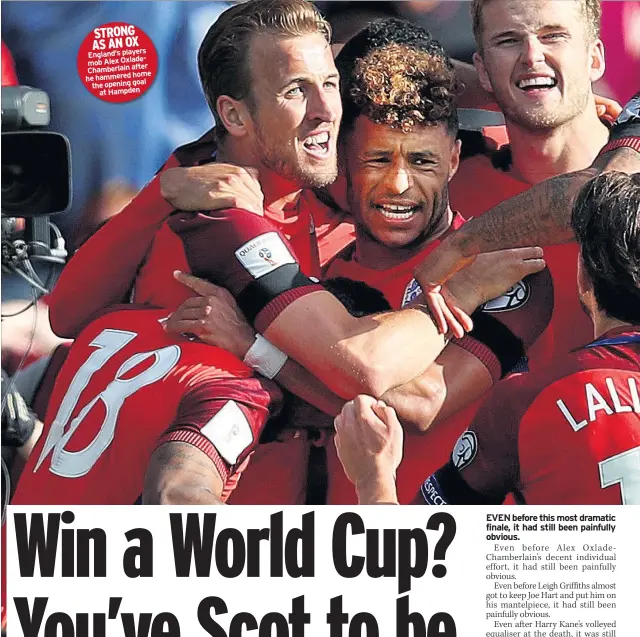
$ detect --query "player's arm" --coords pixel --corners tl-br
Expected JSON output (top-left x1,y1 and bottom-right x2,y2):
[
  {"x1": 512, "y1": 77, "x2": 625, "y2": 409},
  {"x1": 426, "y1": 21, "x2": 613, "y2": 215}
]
[
  {"x1": 163, "y1": 279, "x2": 345, "y2": 417},
  {"x1": 412, "y1": 375, "x2": 530, "y2": 505},
  {"x1": 381, "y1": 255, "x2": 552, "y2": 431},
  {"x1": 160, "y1": 163, "x2": 264, "y2": 212},
  {"x1": 333, "y1": 379, "x2": 523, "y2": 506},
  {"x1": 48, "y1": 158, "x2": 179, "y2": 338},
  {"x1": 144, "y1": 442, "x2": 226, "y2": 505},
  {"x1": 171, "y1": 267, "x2": 447, "y2": 401},
  {"x1": 143, "y1": 376, "x2": 279, "y2": 505},
  {"x1": 48, "y1": 133, "x2": 263, "y2": 339},
  {"x1": 415, "y1": 100, "x2": 640, "y2": 292},
  {"x1": 381, "y1": 343, "x2": 491, "y2": 432}
]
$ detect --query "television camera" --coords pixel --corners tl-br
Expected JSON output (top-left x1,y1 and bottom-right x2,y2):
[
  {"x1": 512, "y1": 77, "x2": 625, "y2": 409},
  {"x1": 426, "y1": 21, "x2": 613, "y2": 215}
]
[{"x1": 1, "y1": 85, "x2": 71, "y2": 293}]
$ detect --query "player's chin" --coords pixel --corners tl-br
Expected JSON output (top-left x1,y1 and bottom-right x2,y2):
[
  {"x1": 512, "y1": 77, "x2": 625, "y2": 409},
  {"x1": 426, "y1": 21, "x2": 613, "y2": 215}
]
[
  {"x1": 373, "y1": 227, "x2": 422, "y2": 249},
  {"x1": 298, "y1": 157, "x2": 338, "y2": 186}
]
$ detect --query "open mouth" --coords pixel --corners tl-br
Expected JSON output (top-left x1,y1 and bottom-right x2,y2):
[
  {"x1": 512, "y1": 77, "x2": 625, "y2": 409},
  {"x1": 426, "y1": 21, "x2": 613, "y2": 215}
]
[
  {"x1": 374, "y1": 203, "x2": 420, "y2": 221},
  {"x1": 303, "y1": 131, "x2": 330, "y2": 158},
  {"x1": 516, "y1": 76, "x2": 558, "y2": 92}
]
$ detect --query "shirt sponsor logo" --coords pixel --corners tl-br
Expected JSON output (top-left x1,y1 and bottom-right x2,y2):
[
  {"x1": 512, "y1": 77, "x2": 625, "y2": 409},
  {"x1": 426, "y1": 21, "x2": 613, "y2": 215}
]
[
  {"x1": 201, "y1": 400, "x2": 253, "y2": 465},
  {"x1": 452, "y1": 430, "x2": 478, "y2": 470},
  {"x1": 480, "y1": 280, "x2": 529, "y2": 313},
  {"x1": 420, "y1": 475, "x2": 448, "y2": 505},
  {"x1": 235, "y1": 232, "x2": 296, "y2": 278},
  {"x1": 402, "y1": 278, "x2": 423, "y2": 307}
]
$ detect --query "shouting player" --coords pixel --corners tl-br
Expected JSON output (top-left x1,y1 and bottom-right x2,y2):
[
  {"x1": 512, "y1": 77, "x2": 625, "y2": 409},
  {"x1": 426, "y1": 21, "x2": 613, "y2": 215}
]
[
  {"x1": 45, "y1": 3, "x2": 544, "y2": 504},
  {"x1": 448, "y1": 0, "x2": 612, "y2": 367},
  {"x1": 335, "y1": 171, "x2": 640, "y2": 506},
  {"x1": 161, "y1": 19, "x2": 553, "y2": 503}
]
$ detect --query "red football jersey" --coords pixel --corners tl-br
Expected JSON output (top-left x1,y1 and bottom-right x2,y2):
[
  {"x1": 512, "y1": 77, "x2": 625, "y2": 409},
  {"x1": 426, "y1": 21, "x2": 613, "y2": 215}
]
[
  {"x1": 325, "y1": 214, "x2": 466, "y2": 308},
  {"x1": 49, "y1": 133, "x2": 354, "y2": 338},
  {"x1": 423, "y1": 327, "x2": 640, "y2": 505},
  {"x1": 12, "y1": 308, "x2": 281, "y2": 505},
  {"x1": 449, "y1": 151, "x2": 593, "y2": 371},
  {"x1": 323, "y1": 214, "x2": 553, "y2": 504}
]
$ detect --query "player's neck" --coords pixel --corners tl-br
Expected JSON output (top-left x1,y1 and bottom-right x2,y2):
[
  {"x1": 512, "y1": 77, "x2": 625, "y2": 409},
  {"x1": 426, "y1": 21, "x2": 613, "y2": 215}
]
[
  {"x1": 354, "y1": 208, "x2": 454, "y2": 270},
  {"x1": 592, "y1": 313, "x2": 633, "y2": 340},
  {"x1": 505, "y1": 102, "x2": 608, "y2": 185},
  {"x1": 217, "y1": 142, "x2": 303, "y2": 212}
]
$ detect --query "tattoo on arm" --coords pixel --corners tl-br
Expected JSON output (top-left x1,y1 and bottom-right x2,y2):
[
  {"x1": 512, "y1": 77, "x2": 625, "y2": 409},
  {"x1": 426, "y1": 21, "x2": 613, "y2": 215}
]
[
  {"x1": 143, "y1": 441, "x2": 225, "y2": 505},
  {"x1": 457, "y1": 168, "x2": 599, "y2": 255}
]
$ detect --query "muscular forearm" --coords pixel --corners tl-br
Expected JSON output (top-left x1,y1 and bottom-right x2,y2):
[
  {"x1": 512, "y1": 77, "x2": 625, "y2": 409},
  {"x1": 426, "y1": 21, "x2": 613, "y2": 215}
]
[
  {"x1": 143, "y1": 442, "x2": 226, "y2": 505},
  {"x1": 381, "y1": 345, "x2": 493, "y2": 433},
  {"x1": 264, "y1": 292, "x2": 453, "y2": 400},
  {"x1": 303, "y1": 307, "x2": 453, "y2": 400},
  {"x1": 451, "y1": 147, "x2": 640, "y2": 258},
  {"x1": 274, "y1": 359, "x2": 344, "y2": 417},
  {"x1": 381, "y1": 371, "x2": 446, "y2": 433},
  {"x1": 454, "y1": 169, "x2": 593, "y2": 256}
]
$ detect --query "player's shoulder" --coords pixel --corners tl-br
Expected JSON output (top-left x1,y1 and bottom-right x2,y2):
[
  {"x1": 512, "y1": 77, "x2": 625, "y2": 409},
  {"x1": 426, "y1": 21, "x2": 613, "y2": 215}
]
[
  {"x1": 456, "y1": 144, "x2": 515, "y2": 179},
  {"x1": 484, "y1": 345, "x2": 596, "y2": 417},
  {"x1": 80, "y1": 305, "x2": 171, "y2": 333},
  {"x1": 173, "y1": 128, "x2": 217, "y2": 167},
  {"x1": 507, "y1": 341, "x2": 630, "y2": 402}
]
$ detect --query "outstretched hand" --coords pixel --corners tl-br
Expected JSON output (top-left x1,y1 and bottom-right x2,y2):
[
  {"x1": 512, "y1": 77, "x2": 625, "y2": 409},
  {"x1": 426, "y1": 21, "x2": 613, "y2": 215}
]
[{"x1": 417, "y1": 244, "x2": 545, "y2": 337}]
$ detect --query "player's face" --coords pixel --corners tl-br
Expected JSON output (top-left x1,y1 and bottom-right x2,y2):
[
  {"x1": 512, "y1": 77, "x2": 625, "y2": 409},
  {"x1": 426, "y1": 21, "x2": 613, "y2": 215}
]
[
  {"x1": 247, "y1": 33, "x2": 342, "y2": 188},
  {"x1": 475, "y1": 0, "x2": 605, "y2": 131},
  {"x1": 344, "y1": 116, "x2": 460, "y2": 249}
]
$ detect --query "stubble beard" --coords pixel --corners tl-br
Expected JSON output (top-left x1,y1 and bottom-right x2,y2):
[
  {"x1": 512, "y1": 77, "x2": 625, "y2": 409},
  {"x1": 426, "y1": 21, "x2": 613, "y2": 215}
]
[
  {"x1": 499, "y1": 81, "x2": 591, "y2": 132},
  {"x1": 255, "y1": 128, "x2": 338, "y2": 189}
]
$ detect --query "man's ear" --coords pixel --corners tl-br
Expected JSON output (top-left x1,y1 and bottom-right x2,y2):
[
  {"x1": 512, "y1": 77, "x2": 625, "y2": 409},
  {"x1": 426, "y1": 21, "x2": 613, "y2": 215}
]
[
  {"x1": 577, "y1": 254, "x2": 590, "y2": 298},
  {"x1": 473, "y1": 51, "x2": 494, "y2": 94},
  {"x1": 216, "y1": 95, "x2": 251, "y2": 137},
  {"x1": 448, "y1": 139, "x2": 462, "y2": 182},
  {"x1": 577, "y1": 252, "x2": 597, "y2": 318},
  {"x1": 588, "y1": 39, "x2": 606, "y2": 83}
]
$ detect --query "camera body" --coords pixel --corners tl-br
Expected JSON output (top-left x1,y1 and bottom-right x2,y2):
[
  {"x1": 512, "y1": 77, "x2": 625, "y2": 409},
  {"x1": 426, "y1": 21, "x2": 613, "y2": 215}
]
[{"x1": 1, "y1": 85, "x2": 71, "y2": 266}]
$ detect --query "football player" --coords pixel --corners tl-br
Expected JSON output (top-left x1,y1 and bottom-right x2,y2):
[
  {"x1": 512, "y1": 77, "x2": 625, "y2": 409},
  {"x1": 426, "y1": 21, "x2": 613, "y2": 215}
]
[
  {"x1": 335, "y1": 171, "x2": 640, "y2": 505},
  {"x1": 12, "y1": 306, "x2": 282, "y2": 505}
]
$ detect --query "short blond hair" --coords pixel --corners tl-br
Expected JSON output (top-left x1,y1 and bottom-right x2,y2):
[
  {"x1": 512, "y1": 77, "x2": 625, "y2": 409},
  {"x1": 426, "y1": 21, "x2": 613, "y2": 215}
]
[
  {"x1": 471, "y1": 0, "x2": 601, "y2": 53},
  {"x1": 198, "y1": 0, "x2": 331, "y2": 136}
]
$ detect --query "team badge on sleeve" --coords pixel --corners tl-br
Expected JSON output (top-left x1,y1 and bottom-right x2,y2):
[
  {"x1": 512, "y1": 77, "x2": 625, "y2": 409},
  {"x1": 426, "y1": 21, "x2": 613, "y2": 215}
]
[
  {"x1": 235, "y1": 232, "x2": 296, "y2": 278},
  {"x1": 452, "y1": 430, "x2": 478, "y2": 470},
  {"x1": 480, "y1": 280, "x2": 530, "y2": 312},
  {"x1": 201, "y1": 400, "x2": 253, "y2": 464},
  {"x1": 401, "y1": 278, "x2": 423, "y2": 307}
]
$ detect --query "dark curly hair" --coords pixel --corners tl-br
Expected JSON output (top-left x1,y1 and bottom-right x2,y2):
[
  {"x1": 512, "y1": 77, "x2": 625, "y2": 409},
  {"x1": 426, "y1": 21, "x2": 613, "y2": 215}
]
[
  {"x1": 571, "y1": 171, "x2": 640, "y2": 324},
  {"x1": 336, "y1": 18, "x2": 459, "y2": 137}
]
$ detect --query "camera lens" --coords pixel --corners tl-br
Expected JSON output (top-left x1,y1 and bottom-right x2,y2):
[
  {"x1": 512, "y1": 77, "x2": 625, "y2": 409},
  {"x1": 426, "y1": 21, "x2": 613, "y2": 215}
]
[
  {"x1": 1, "y1": 162, "x2": 49, "y2": 215},
  {"x1": 1, "y1": 131, "x2": 68, "y2": 217}
]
